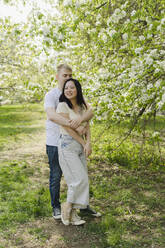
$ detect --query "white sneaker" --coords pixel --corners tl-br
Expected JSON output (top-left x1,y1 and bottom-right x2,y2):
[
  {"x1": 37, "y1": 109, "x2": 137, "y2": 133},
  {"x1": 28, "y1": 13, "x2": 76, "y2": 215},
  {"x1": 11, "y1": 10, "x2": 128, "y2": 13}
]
[
  {"x1": 71, "y1": 209, "x2": 86, "y2": 226},
  {"x1": 61, "y1": 202, "x2": 71, "y2": 226},
  {"x1": 52, "y1": 207, "x2": 61, "y2": 220}
]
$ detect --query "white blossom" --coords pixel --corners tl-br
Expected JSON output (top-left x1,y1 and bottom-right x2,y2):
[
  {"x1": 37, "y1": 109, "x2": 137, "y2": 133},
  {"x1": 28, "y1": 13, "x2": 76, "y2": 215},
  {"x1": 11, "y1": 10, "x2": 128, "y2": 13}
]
[
  {"x1": 135, "y1": 47, "x2": 143, "y2": 54},
  {"x1": 63, "y1": 0, "x2": 72, "y2": 6},
  {"x1": 125, "y1": 18, "x2": 130, "y2": 24},
  {"x1": 42, "y1": 24, "x2": 50, "y2": 36},
  {"x1": 96, "y1": 21, "x2": 101, "y2": 26},
  {"x1": 129, "y1": 70, "x2": 136, "y2": 78},
  {"x1": 133, "y1": 18, "x2": 138, "y2": 24},
  {"x1": 149, "y1": 24, "x2": 153, "y2": 30},
  {"x1": 145, "y1": 56, "x2": 153, "y2": 66},
  {"x1": 146, "y1": 17, "x2": 152, "y2": 24},
  {"x1": 53, "y1": 30, "x2": 57, "y2": 37},
  {"x1": 150, "y1": 49, "x2": 157, "y2": 57},
  {"x1": 157, "y1": 25, "x2": 162, "y2": 31},
  {"x1": 102, "y1": 33, "x2": 107, "y2": 42},
  {"x1": 139, "y1": 35, "x2": 145, "y2": 41},
  {"x1": 122, "y1": 33, "x2": 128, "y2": 40},
  {"x1": 155, "y1": 68, "x2": 160, "y2": 73},
  {"x1": 107, "y1": 8, "x2": 126, "y2": 24},
  {"x1": 152, "y1": 132, "x2": 160, "y2": 138},
  {"x1": 162, "y1": 93, "x2": 165, "y2": 103},
  {"x1": 108, "y1": 29, "x2": 117, "y2": 37},
  {"x1": 160, "y1": 50, "x2": 165, "y2": 55},
  {"x1": 79, "y1": 23, "x2": 84, "y2": 30},
  {"x1": 147, "y1": 83, "x2": 153, "y2": 90},
  {"x1": 155, "y1": 80, "x2": 161, "y2": 88},
  {"x1": 161, "y1": 18, "x2": 165, "y2": 24},
  {"x1": 121, "y1": 10, "x2": 126, "y2": 17},
  {"x1": 58, "y1": 34, "x2": 64, "y2": 40},
  {"x1": 157, "y1": 101, "x2": 164, "y2": 109},
  {"x1": 131, "y1": 10, "x2": 136, "y2": 16},
  {"x1": 157, "y1": 60, "x2": 165, "y2": 70}
]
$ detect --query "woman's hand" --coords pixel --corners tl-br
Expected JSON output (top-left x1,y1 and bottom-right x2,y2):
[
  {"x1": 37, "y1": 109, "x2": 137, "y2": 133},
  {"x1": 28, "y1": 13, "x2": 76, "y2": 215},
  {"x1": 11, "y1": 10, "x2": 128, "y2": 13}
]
[
  {"x1": 76, "y1": 125, "x2": 87, "y2": 136},
  {"x1": 84, "y1": 142, "x2": 92, "y2": 157},
  {"x1": 69, "y1": 116, "x2": 82, "y2": 129}
]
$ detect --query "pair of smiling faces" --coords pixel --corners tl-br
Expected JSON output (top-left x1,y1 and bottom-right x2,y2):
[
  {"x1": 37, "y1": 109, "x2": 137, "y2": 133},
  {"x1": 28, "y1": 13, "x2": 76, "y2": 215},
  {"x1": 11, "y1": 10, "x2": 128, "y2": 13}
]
[{"x1": 56, "y1": 68, "x2": 77, "y2": 103}]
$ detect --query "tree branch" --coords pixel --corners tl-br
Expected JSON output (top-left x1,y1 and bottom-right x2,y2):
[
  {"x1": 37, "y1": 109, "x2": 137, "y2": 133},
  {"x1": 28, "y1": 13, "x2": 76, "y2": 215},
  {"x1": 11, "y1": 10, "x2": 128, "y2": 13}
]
[{"x1": 95, "y1": 2, "x2": 107, "y2": 10}]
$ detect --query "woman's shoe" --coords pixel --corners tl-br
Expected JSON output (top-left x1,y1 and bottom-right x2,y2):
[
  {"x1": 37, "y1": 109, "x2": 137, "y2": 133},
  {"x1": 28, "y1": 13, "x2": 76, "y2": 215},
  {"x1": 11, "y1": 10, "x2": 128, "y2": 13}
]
[
  {"x1": 61, "y1": 202, "x2": 71, "y2": 225},
  {"x1": 71, "y1": 209, "x2": 86, "y2": 225}
]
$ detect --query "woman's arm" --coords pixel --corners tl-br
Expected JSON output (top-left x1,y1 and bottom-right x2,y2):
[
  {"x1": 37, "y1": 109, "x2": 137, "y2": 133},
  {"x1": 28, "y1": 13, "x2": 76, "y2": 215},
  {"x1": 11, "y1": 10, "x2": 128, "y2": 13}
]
[
  {"x1": 60, "y1": 113, "x2": 86, "y2": 147},
  {"x1": 69, "y1": 103, "x2": 93, "y2": 129},
  {"x1": 84, "y1": 122, "x2": 92, "y2": 157}
]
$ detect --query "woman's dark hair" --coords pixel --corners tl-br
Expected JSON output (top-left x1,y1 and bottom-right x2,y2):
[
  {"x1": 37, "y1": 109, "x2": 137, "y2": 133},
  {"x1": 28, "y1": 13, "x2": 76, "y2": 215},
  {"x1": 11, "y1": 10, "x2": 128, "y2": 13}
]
[{"x1": 59, "y1": 78, "x2": 87, "y2": 109}]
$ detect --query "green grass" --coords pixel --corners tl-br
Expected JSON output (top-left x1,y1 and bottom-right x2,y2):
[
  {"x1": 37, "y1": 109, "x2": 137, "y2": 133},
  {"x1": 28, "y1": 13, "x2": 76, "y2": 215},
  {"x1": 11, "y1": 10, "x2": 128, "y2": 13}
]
[
  {"x1": 0, "y1": 161, "x2": 51, "y2": 231},
  {"x1": 0, "y1": 103, "x2": 45, "y2": 150},
  {"x1": 91, "y1": 117, "x2": 165, "y2": 169},
  {"x1": 0, "y1": 104, "x2": 165, "y2": 248},
  {"x1": 0, "y1": 104, "x2": 50, "y2": 235},
  {"x1": 84, "y1": 117, "x2": 165, "y2": 247},
  {"x1": 86, "y1": 160, "x2": 165, "y2": 247}
]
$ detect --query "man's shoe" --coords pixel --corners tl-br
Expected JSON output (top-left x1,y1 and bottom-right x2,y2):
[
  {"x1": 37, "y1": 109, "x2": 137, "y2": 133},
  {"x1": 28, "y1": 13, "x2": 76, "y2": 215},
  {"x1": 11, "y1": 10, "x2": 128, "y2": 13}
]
[
  {"x1": 53, "y1": 207, "x2": 61, "y2": 220},
  {"x1": 80, "y1": 205, "x2": 102, "y2": 217},
  {"x1": 71, "y1": 209, "x2": 86, "y2": 226}
]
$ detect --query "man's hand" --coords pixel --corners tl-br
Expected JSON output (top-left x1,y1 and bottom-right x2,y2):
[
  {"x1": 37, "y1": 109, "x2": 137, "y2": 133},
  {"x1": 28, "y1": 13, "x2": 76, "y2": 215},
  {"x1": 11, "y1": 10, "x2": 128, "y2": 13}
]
[
  {"x1": 84, "y1": 142, "x2": 92, "y2": 157},
  {"x1": 69, "y1": 116, "x2": 83, "y2": 129}
]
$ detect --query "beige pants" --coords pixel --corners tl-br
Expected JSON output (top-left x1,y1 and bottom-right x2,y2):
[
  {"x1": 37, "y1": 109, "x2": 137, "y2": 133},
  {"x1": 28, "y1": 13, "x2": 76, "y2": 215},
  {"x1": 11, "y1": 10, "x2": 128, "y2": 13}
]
[{"x1": 58, "y1": 135, "x2": 89, "y2": 209}]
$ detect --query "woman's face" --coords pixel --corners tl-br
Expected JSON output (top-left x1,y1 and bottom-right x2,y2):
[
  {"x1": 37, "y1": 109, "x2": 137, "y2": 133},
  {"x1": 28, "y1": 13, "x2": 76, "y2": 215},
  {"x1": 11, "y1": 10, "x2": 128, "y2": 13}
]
[{"x1": 64, "y1": 80, "x2": 77, "y2": 100}]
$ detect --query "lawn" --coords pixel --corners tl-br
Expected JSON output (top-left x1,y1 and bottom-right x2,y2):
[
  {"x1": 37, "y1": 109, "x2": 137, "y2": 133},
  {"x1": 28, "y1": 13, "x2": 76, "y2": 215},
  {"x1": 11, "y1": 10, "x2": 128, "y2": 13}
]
[{"x1": 0, "y1": 103, "x2": 165, "y2": 248}]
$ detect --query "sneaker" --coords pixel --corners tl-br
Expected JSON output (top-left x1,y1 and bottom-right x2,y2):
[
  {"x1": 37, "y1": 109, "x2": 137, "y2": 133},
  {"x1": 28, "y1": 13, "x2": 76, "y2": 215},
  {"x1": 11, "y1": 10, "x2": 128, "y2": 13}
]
[
  {"x1": 61, "y1": 202, "x2": 71, "y2": 226},
  {"x1": 80, "y1": 205, "x2": 102, "y2": 217},
  {"x1": 53, "y1": 207, "x2": 61, "y2": 220},
  {"x1": 71, "y1": 209, "x2": 86, "y2": 226}
]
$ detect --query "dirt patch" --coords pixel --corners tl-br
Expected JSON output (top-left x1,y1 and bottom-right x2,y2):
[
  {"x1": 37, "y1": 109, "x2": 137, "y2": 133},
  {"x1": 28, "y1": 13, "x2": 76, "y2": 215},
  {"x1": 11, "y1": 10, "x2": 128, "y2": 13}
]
[{"x1": 8, "y1": 218, "x2": 100, "y2": 248}]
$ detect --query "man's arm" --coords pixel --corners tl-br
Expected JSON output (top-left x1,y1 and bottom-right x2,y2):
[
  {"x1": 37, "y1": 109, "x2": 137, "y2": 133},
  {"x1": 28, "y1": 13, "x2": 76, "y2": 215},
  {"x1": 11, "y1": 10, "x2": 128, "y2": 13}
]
[
  {"x1": 69, "y1": 104, "x2": 94, "y2": 129},
  {"x1": 59, "y1": 113, "x2": 86, "y2": 147},
  {"x1": 46, "y1": 107, "x2": 87, "y2": 136},
  {"x1": 46, "y1": 107, "x2": 70, "y2": 127}
]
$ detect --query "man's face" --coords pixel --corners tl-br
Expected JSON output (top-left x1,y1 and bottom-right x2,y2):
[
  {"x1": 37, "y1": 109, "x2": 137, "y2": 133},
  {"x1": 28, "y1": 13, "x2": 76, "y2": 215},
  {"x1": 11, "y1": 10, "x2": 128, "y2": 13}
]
[{"x1": 56, "y1": 68, "x2": 72, "y2": 88}]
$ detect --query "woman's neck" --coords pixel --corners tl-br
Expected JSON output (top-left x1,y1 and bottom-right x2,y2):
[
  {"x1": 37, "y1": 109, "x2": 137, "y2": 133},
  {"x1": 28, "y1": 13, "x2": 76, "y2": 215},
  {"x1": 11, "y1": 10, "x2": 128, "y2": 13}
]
[{"x1": 70, "y1": 99, "x2": 77, "y2": 107}]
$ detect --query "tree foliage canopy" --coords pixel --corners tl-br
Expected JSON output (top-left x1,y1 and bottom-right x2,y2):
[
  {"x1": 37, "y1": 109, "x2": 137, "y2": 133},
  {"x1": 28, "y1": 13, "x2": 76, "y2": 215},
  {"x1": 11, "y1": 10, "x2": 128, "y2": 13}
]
[{"x1": 1, "y1": 0, "x2": 165, "y2": 134}]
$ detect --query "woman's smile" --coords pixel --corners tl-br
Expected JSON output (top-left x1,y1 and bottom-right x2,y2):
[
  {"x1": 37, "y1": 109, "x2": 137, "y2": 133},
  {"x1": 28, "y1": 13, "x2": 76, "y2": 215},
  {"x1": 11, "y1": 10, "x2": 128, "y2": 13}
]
[{"x1": 64, "y1": 81, "x2": 77, "y2": 99}]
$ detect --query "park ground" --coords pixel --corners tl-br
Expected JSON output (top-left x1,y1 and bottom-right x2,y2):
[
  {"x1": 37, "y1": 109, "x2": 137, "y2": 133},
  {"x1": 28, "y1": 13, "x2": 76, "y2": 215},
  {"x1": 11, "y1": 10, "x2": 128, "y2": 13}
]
[{"x1": 0, "y1": 104, "x2": 165, "y2": 248}]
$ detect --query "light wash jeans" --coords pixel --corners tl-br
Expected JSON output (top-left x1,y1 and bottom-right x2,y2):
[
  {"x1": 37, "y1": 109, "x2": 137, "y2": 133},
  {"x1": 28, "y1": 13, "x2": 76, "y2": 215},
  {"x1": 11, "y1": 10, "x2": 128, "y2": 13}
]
[{"x1": 58, "y1": 135, "x2": 89, "y2": 209}]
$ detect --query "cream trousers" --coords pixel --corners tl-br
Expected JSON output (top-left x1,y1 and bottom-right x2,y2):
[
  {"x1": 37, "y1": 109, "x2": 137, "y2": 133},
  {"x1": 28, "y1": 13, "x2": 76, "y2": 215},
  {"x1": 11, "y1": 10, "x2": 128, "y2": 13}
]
[{"x1": 58, "y1": 135, "x2": 89, "y2": 209}]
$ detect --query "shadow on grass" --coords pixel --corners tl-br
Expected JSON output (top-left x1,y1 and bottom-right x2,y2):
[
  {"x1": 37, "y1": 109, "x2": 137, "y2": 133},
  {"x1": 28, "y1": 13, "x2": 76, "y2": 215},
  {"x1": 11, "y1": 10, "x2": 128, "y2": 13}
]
[{"x1": 0, "y1": 126, "x2": 44, "y2": 137}]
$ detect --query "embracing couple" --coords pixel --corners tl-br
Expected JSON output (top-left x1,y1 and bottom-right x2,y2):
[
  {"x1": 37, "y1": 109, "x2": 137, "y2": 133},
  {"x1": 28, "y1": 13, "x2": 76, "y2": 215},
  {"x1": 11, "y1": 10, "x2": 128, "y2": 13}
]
[{"x1": 44, "y1": 64, "x2": 101, "y2": 226}]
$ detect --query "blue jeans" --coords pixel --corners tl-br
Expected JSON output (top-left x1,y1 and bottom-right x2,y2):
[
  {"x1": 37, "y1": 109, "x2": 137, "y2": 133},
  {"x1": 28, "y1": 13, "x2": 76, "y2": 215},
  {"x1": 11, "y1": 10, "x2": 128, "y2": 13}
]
[{"x1": 46, "y1": 145, "x2": 62, "y2": 209}]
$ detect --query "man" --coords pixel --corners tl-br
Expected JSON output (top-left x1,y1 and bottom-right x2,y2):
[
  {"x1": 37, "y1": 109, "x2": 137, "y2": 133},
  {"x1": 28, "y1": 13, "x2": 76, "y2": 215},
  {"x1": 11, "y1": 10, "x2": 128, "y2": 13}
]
[{"x1": 44, "y1": 64, "x2": 101, "y2": 219}]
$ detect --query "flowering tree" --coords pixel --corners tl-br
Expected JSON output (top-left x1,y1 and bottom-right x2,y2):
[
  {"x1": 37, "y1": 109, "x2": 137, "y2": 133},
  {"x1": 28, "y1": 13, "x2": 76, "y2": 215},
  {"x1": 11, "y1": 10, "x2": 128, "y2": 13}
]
[
  {"x1": 57, "y1": 0, "x2": 165, "y2": 120},
  {"x1": 1, "y1": 0, "x2": 165, "y2": 161},
  {"x1": 0, "y1": 10, "x2": 57, "y2": 104}
]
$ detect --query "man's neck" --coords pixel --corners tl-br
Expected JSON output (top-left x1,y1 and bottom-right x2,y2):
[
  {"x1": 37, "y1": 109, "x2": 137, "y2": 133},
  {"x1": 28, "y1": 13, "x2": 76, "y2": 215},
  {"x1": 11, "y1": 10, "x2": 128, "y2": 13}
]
[{"x1": 58, "y1": 82, "x2": 64, "y2": 91}]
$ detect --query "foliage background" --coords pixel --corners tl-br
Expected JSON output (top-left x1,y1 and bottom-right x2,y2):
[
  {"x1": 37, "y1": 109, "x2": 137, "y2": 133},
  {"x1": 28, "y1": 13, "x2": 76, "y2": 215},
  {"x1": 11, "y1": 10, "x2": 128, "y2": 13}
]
[{"x1": 0, "y1": 1, "x2": 165, "y2": 247}]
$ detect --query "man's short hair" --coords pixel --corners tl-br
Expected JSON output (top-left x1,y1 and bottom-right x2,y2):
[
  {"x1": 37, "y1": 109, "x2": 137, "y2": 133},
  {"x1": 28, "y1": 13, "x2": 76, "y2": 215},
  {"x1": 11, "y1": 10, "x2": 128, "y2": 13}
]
[{"x1": 57, "y1": 64, "x2": 72, "y2": 73}]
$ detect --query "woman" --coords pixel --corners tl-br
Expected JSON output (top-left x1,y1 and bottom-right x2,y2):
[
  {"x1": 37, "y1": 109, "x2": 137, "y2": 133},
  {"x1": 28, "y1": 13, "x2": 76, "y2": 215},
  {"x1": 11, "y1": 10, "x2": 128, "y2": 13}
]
[{"x1": 56, "y1": 78, "x2": 92, "y2": 226}]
